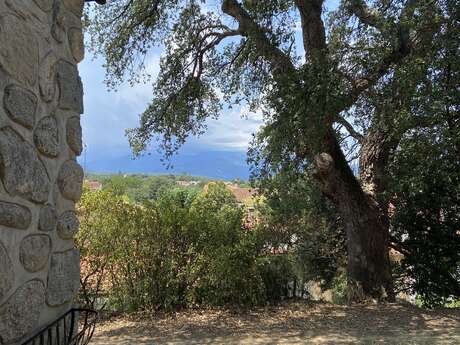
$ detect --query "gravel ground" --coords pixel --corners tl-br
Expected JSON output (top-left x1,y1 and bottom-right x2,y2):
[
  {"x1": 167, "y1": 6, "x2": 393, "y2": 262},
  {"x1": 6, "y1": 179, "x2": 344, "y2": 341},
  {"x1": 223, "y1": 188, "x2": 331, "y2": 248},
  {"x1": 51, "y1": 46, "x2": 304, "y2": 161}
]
[{"x1": 90, "y1": 302, "x2": 460, "y2": 345}]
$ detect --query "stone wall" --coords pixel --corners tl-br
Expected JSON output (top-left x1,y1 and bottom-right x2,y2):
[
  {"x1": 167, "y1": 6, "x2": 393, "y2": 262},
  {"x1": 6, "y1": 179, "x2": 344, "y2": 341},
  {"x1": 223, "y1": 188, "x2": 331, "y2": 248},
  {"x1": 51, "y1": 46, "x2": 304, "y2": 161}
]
[{"x1": 0, "y1": 0, "x2": 85, "y2": 343}]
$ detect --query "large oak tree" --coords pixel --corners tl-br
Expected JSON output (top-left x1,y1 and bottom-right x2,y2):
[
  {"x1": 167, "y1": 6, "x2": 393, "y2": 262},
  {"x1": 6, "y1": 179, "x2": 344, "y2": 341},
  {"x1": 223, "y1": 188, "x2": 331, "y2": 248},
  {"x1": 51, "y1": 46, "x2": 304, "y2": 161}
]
[{"x1": 87, "y1": 0, "x2": 452, "y2": 301}]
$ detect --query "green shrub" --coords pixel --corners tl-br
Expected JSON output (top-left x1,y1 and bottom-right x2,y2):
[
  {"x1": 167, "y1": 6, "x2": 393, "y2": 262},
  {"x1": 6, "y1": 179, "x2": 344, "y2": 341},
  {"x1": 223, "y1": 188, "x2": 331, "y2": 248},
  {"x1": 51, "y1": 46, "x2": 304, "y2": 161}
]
[
  {"x1": 77, "y1": 183, "x2": 267, "y2": 311},
  {"x1": 330, "y1": 272, "x2": 348, "y2": 304},
  {"x1": 257, "y1": 254, "x2": 296, "y2": 302}
]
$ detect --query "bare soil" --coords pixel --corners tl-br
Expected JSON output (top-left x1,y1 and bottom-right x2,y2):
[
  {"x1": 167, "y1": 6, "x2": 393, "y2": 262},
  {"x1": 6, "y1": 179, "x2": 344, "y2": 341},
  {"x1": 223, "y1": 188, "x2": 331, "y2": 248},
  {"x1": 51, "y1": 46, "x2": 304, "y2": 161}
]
[{"x1": 90, "y1": 302, "x2": 460, "y2": 345}]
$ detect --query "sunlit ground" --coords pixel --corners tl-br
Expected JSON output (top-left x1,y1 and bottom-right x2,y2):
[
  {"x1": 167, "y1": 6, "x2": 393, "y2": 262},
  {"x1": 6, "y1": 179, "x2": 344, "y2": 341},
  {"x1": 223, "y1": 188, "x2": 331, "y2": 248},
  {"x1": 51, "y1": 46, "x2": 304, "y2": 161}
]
[{"x1": 91, "y1": 301, "x2": 460, "y2": 345}]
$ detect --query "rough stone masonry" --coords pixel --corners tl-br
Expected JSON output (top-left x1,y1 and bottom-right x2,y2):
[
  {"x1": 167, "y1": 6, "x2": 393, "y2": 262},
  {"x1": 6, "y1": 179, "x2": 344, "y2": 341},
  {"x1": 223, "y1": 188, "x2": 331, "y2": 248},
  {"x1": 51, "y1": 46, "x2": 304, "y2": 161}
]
[{"x1": 0, "y1": 0, "x2": 85, "y2": 343}]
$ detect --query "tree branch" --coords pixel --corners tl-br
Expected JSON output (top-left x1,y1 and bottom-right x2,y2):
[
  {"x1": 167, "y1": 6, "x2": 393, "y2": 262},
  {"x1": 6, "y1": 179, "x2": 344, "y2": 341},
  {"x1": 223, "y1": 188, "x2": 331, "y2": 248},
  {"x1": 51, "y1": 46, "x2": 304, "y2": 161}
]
[
  {"x1": 335, "y1": 115, "x2": 364, "y2": 142},
  {"x1": 221, "y1": 0, "x2": 296, "y2": 76},
  {"x1": 111, "y1": 0, "x2": 136, "y2": 23},
  {"x1": 293, "y1": 0, "x2": 327, "y2": 63},
  {"x1": 219, "y1": 39, "x2": 248, "y2": 71},
  {"x1": 335, "y1": 0, "x2": 420, "y2": 114},
  {"x1": 193, "y1": 29, "x2": 242, "y2": 78},
  {"x1": 345, "y1": 0, "x2": 387, "y2": 31}
]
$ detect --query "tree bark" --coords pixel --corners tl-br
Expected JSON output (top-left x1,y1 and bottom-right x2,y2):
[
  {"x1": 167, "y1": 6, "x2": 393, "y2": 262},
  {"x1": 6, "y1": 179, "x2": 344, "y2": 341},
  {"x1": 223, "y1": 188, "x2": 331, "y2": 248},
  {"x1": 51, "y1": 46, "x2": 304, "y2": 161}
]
[
  {"x1": 359, "y1": 130, "x2": 397, "y2": 200},
  {"x1": 340, "y1": 191, "x2": 394, "y2": 302},
  {"x1": 313, "y1": 131, "x2": 394, "y2": 302}
]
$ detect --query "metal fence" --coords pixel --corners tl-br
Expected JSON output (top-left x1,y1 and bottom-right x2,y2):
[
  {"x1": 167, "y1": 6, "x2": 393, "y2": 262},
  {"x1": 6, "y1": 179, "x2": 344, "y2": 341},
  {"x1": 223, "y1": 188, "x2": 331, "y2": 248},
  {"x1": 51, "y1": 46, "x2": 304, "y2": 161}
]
[{"x1": 21, "y1": 308, "x2": 97, "y2": 345}]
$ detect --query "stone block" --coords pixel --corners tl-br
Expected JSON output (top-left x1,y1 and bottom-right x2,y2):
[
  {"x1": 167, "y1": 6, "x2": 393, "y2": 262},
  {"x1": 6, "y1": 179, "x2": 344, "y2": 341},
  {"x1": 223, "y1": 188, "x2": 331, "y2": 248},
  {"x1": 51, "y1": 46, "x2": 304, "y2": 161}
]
[
  {"x1": 57, "y1": 210, "x2": 79, "y2": 239},
  {"x1": 0, "y1": 201, "x2": 32, "y2": 230},
  {"x1": 0, "y1": 280, "x2": 45, "y2": 344},
  {"x1": 20, "y1": 235, "x2": 51, "y2": 272},
  {"x1": 3, "y1": 84, "x2": 37, "y2": 129},
  {"x1": 66, "y1": 116, "x2": 82, "y2": 155},
  {"x1": 0, "y1": 14, "x2": 39, "y2": 87},
  {"x1": 57, "y1": 160, "x2": 83, "y2": 202},
  {"x1": 46, "y1": 248, "x2": 80, "y2": 306},
  {"x1": 34, "y1": 115, "x2": 60, "y2": 157},
  {"x1": 0, "y1": 127, "x2": 51, "y2": 203},
  {"x1": 57, "y1": 60, "x2": 84, "y2": 114}
]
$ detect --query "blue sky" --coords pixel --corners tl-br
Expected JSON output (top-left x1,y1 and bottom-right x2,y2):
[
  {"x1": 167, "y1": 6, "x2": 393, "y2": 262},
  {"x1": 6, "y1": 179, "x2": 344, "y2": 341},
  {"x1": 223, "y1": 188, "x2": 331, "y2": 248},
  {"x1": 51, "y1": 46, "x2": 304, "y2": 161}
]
[{"x1": 79, "y1": 1, "x2": 339, "y2": 179}]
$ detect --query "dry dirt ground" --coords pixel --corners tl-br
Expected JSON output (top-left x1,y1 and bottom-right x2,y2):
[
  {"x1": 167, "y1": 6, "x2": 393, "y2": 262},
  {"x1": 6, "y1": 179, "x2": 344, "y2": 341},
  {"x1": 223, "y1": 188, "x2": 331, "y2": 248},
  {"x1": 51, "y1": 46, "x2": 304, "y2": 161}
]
[{"x1": 90, "y1": 302, "x2": 460, "y2": 345}]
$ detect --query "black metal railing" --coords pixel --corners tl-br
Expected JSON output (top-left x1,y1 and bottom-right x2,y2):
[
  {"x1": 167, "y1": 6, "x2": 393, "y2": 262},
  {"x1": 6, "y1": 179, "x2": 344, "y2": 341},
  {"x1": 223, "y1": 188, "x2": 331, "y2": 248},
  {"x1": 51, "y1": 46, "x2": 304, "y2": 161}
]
[
  {"x1": 21, "y1": 308, "x2": 97, "y2": 345},
  {"x1": 84, "y1": 0, "x2": 106, "y2": 4}
]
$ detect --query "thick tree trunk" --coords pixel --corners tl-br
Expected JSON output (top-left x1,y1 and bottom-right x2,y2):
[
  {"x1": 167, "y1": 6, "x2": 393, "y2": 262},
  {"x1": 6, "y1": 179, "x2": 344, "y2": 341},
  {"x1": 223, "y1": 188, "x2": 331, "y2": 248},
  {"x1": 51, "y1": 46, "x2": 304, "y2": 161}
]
[
  {"x1": 313, "y1": 132, "x2": 394, "y2": 302},
  {"x1": 340, "y1": 193, "x2": 394, "y2": 302}
]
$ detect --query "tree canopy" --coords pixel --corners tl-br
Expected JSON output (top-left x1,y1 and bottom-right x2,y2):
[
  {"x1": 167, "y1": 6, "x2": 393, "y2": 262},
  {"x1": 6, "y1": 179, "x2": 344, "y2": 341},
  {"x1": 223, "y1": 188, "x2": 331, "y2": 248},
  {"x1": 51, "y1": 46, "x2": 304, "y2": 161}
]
[{"x1": 87, "y1": 0, "x2": 438, "y2": 159}]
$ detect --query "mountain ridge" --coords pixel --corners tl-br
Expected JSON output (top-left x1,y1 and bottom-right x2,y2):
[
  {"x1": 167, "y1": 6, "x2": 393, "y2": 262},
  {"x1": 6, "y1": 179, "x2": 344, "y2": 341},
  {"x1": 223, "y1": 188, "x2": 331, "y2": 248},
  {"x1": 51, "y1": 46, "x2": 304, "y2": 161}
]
[{"x1": 80, "y1": 150, "x2": 251, "y2": 180}]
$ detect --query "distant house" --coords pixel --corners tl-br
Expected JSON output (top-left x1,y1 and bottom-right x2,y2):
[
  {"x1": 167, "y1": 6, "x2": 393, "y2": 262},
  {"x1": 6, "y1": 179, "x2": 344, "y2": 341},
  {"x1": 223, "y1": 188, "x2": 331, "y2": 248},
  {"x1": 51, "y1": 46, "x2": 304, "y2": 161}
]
[
  {"x1": 85, "y1": 180, "x2": 103, "y2": 192},
  {"x1": 176, "y1": 180, "x2": 199, "y2": 187},
  {"x1": 225, "y1": 184, "x2": 257, "y2": 204},
  {"x1": 205, "y1": 182, "x2": 259, "y2": 228},
  {"x1": 204, "y1": 182, "x2": 257, "y2": 205}
]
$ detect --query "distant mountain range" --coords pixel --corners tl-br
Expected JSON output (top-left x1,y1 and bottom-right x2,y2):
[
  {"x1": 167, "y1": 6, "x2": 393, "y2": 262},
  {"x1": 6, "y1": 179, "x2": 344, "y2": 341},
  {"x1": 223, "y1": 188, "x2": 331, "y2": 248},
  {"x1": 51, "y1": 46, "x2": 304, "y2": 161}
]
[{"x1": 80, "y1": 150, "x2": 251, "y2": 180}]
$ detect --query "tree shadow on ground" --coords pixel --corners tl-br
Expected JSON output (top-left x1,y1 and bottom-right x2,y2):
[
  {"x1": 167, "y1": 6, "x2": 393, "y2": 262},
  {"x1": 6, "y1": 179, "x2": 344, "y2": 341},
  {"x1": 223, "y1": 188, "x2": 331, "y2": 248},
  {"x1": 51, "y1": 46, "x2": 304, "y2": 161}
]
[{"x1": 92, "y1": 302, "x2": 460, "y2": 345}]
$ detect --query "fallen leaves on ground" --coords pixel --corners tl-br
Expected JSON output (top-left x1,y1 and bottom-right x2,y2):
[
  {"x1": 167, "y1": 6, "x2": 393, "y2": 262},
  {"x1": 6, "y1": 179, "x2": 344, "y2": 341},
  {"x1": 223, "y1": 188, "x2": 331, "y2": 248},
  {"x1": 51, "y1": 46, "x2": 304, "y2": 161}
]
[{"x1": 91, "y1": 301, "x2": 460, "y2": 345}]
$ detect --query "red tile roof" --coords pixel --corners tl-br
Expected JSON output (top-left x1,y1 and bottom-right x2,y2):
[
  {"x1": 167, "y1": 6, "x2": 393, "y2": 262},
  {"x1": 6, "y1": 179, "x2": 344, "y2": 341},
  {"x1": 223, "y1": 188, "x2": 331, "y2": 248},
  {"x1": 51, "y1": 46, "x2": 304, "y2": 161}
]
[
  {"x1": 226, "y1": 185, "x2": 257, "y2": 203},
  {"x1": 85, "y1": 180, "x2": 102, "y2": 191}
]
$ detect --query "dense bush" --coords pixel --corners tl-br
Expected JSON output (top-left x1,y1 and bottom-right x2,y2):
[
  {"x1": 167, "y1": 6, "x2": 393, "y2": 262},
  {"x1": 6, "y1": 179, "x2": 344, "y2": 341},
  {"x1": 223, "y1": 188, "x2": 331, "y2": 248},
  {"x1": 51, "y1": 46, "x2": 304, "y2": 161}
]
[
  {"x1": 257, "y1": 254, "x2": 296, "y2": 302},
  {"x1": 77, "y1": 187, "x2": 159, "y2": 310},
  {"x1": 389, "y1": 127, "x2": 460, "y2": 307},
  {"x1": 254, "y1": 171, "x2": 347, "y2": 293},
  {"x1": 77, "y1": 183, "x2": 271, "y2": 311}
]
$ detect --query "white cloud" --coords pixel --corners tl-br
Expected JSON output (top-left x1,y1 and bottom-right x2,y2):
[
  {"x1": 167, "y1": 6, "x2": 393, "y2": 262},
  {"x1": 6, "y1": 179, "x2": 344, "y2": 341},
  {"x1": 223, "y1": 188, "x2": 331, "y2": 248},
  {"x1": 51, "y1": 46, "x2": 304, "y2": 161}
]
[
  {"x1": 80, "y1": 48, "x2": 264, "y2": 163},
  {"x1": 197, "y1": 105, "x2": 263, "y2": 151},
  {"x1": 112, "y1": 52, "x2": 161, "y2": 105}
]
